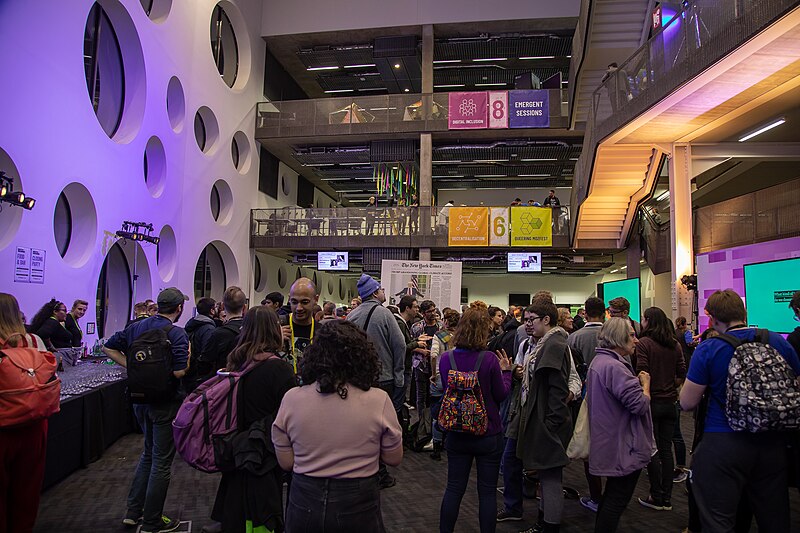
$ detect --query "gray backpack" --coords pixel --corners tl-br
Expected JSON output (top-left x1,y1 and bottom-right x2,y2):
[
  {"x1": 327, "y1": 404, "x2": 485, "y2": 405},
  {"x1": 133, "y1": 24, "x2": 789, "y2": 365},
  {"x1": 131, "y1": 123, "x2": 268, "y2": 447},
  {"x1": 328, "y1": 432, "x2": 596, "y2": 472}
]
[{"x1": 718, "y1": 329, "x2": 800, "y2": 432}]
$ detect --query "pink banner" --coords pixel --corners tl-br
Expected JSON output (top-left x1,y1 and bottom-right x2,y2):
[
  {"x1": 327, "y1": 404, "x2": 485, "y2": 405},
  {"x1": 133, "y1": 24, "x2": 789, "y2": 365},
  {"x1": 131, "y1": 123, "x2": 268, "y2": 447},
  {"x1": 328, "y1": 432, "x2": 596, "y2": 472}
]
[
  {"x1": 488, "y1": 91, "x2": 508, "y2": 129},
  {"x1": 448, "y1": 92, "x2": 488, "y2": 129}
]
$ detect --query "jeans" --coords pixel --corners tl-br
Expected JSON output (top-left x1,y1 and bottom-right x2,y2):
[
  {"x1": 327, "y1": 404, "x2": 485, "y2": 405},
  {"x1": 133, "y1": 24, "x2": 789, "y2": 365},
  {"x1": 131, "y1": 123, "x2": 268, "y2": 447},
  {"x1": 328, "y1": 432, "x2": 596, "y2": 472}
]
[
  {"x1": 673, "y1": 402, "x2": 687, "y2": 467},
  {"x1": 595, "y1": 469, "x2": 640, "y2": 533},
  {"x1": 128, "y1": 401, "x2": 180, "y2": 530},
  {"x1": 431, "y1": 395, "x2": 443, "y2": 443},
  {"x1": 440, "y1": 432, "x2": 504, "y2": 533},
  {"x1": 501, "y1": 437, "x2": 523, "y2": 515},
  {"x1": 392, "y1": 371, "x2": 412, "y2": 436},
  {"x1": 414, "y1": 368, "x2": 432, "y2": 444},
  {"x1": 647, "y1": 400, "x2": 677, "y2": 505},
  {"x1": 691, "y1": 432, "x2": 789, "y2": 533},
  {"x1": 0, "y1": 420, "x2": 47, "y2": 533},
  {"x1": 286, "y1": 473, "x2": 384, "y2": 533}
]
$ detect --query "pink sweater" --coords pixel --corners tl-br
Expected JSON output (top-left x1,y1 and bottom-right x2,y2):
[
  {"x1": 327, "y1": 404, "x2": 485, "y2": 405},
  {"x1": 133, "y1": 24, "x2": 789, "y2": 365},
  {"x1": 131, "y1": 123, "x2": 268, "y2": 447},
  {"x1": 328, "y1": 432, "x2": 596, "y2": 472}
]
[{"x1": 272, "y1": 384, "x2": 402, "y2": 478}]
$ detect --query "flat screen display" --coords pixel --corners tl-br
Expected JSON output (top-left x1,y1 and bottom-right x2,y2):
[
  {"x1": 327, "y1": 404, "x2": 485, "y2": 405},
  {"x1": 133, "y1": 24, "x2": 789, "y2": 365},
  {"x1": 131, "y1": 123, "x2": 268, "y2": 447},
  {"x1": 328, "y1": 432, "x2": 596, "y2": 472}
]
[
  {"x1": 507, "y1": 252, "x2": 542, "y2": 273},
  {"x1": 601, "y1": 278, "x2": 641, "y2": 322},
  {"x1": 318, "y1": 251, "x2": 348, "y2": 271},
  {"x1": 743, "y1": 257, "x2": 800, "y2": 333}
]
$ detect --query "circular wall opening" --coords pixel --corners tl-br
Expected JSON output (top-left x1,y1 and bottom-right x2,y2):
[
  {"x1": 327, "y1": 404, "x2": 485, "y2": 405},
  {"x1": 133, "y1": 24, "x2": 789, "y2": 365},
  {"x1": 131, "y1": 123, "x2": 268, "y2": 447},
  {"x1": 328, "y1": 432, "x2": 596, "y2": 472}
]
[
  {"x1": 157, "y1": 224, "x2": 177, "y2": 281},
  {"x1": 339, "y1": 278, "x2": 345, "y2": 300},
  {"x1": 209, "y1": 2, "x2": 251, "y2": 90},
  {"x1": 83, "y1": 1, "x2": 146, "y2": 143},
  {"x1": 0, "y1": 147, "x2": 24, "y2": 251},
  {"x1": 231, "y1": 131, "x2": 251, "y2": 173},
  {"x1": 139, "y1": 0, "x2": 172, "y2": 22},
  {"x1": 194, "y1": 241, "x2": 239, "y2": 303},
  {"x1": 166, "y1": 76, "x2": 185, "y2": 132},
  {"x1": 312, "y1": 271, "x2": 318, "y2": 287},
  {"x1": 144, "y1": 136, "x2": 166, "y2": 197},
  {"x1": 194, "y1": 106, "x2": 220, "y2": 153},
  {"x1": 281, "y1": 175, "x2": 290, "y2": 196},
  {"x1": 53, "y1": 182, "x2": 97, "y2": 267},
  {"x1": 95, "y1": 241, "x2": 151, "y2": 338},
  {"x1": 295, "y1": 267, "x2": 302, "y2": 281},
  {"x1": 254, "y1": 254, "x2": 267, "y2": 292},
  {"x1": 327, "y1": 279, "x2": 334, "y2": 295},
  {"x1": 278, "y1": 265, "x2": 287, "y2": 289},
  {"x1": 210, "y1": 179, "x2": 233, "y2": 224}
]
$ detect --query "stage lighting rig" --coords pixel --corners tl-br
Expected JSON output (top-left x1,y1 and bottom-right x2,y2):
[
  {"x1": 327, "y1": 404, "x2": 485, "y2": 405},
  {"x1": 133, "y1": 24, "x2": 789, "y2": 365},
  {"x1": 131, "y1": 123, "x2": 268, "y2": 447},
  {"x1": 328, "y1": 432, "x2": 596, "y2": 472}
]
[
  {"x1": 0, "y1": 171, "x2": 35, "y2": 210},
  {"x1": 115, "y1": 221, "x2": 160, "y2": 244},
  {"x1": 680, "y1": 274, "x2": 697, "y2": 292}
]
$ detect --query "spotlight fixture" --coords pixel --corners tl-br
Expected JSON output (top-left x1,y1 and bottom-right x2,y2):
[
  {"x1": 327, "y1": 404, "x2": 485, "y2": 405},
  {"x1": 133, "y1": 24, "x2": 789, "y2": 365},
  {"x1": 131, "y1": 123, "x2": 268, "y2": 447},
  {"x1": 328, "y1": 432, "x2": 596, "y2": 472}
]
[
  {"x1": 0, "y1": 172, "x2": 35, "y2": 210},
  {"x1": 680, "y1": 274, "x2": 698, "y2": 291},
  {"x1": 115, "y1": 221, "x2": 160, "y2": 245}
]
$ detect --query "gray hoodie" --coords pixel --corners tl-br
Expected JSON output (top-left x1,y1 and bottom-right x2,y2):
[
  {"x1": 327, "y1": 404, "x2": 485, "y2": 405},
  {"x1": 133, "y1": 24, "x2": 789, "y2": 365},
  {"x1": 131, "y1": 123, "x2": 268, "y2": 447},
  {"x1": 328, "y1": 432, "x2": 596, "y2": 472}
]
[{"x1": 346, "y1": 298, "x2": 406, "y2": 387}]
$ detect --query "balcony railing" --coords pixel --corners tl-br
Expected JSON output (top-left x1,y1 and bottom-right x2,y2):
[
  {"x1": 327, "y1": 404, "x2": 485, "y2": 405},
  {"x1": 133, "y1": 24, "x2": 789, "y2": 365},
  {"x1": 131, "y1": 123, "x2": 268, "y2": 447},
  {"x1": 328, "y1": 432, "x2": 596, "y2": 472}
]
[
  {"x1": 255, "y1": 90, "x2": 570, "y2": 139},
  {"x1": 251, "y1": 206, "x2": 572, "y2": 249}
]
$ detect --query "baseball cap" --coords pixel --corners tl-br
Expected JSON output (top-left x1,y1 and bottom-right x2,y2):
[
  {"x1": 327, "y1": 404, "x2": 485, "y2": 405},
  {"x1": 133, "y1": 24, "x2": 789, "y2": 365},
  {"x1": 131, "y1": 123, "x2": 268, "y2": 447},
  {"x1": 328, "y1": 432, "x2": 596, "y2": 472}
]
[{"x1": 157, "y1": 287, "x2": 189, "y2": 307}]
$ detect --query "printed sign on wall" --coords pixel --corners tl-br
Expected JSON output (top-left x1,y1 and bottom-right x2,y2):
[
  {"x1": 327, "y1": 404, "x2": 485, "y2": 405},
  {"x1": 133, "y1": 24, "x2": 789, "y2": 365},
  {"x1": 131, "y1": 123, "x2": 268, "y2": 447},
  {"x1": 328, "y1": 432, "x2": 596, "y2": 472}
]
[
  {"x1": 488, "y1": 91, "x2": 508, "y2": 129},
  {"x1": 489, "y1": 207, "x2": 510, "y2": 246},
  {"x1": 510, "y1": 206, "x2": 553, "y2": 247},
  {"x1": 14, "y1": 247, "x2": 30, "y2": 283},
  {"x1": 508, "y1": 90, "x2": 550, "y2": 128},
  {"x1": 381, "y1": 260, "x2": 463, "y2": 312},
  {"x1": 448, "y1": 207, "x2": 489, "y2": 246},
  {"x1": 30, "y1": 248, "x2": 46, "y2": 284},
  {"x1": 448, "y1": 92, "x2": 488, "y2": 129}
]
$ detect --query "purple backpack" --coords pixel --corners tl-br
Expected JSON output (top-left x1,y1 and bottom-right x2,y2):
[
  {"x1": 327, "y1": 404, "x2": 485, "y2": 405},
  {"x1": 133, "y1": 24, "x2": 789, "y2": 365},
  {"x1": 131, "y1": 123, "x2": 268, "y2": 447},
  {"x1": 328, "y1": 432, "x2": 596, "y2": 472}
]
[{"x1": 173, "y1": 356, "x2": 274, "y2": 473}]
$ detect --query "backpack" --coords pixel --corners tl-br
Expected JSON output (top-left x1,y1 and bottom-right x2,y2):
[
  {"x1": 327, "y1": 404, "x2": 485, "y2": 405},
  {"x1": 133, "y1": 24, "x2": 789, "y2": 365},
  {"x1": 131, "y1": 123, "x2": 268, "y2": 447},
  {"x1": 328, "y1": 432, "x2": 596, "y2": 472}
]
[
  {"x1": 718, "y1": 329, "x2": 800, "y2": 432},
  {"x1": 172, "y1": 356, "x2": 273, "y2": 473},
  {"x1": 437, "y1": 351, "x2": 488, "y2": 436},
  {"x1": 126, "y1": 324, "x2": 176, "y2": 404},
  {"x1": 0, "y1": 334, "x2": 61, "y2": 427}
]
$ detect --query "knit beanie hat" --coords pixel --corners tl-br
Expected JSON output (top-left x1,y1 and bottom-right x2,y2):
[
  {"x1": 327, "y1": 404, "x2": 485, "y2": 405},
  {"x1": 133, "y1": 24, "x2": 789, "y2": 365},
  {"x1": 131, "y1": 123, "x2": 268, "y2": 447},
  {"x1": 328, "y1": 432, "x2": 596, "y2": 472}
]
[{"x1": 357, "y1": 273, "x2": 381, "y2": 299}]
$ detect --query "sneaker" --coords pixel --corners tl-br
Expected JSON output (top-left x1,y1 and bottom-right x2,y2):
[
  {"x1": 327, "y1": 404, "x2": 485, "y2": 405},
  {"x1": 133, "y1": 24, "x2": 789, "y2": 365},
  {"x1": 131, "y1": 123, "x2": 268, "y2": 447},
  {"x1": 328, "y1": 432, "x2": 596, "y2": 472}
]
[
  {"x1": 379, "y1": 475, "x2": 397, "y2": 489},
  {"x1": 579, "y1": 496, "x2": 599, "y2": 513},
  {"x1": 673, "y1": 469, "x2": 688, "y2": 483},
  {"x1": 496, "y1": 509, "x2": 523, "y2": 522},
  {"x1": 122, "y1": 510, "x2": 142, "y2": 526},
  {"x1": 141, "y1": 515, "x2": 181, "y2": 533},
  {"x1": 637, "y1": 496, "x2": 665, "y2": 511},
  {"x1": 662, "y1": 501, "x2": 673, "y2": 511}
]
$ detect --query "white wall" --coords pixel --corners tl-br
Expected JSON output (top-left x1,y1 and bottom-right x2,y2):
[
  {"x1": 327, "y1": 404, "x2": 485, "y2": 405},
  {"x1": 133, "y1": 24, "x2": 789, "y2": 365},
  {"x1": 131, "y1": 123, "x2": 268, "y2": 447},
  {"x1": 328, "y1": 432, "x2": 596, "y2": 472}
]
[
  {"x1": 437, "y1": 187, "x2": 571, "y2": 207},
  {"x1": 462, "y1": 273, "x2": 605, "y2": 309},
  {"x1": 262, "y1": 0, "x2": 580, "y2": 36},
  {"x1": 0, "y1": 0, "x2": 269, "y2": 341}
]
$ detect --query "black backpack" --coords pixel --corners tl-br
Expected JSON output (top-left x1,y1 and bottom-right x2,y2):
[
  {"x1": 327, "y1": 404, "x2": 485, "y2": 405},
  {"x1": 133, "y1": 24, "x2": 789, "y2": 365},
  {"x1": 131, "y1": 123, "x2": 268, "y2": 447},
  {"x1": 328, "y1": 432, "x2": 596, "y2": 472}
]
[{"x1": 127, "y1": 324, "x2": 176, "y2": 404}]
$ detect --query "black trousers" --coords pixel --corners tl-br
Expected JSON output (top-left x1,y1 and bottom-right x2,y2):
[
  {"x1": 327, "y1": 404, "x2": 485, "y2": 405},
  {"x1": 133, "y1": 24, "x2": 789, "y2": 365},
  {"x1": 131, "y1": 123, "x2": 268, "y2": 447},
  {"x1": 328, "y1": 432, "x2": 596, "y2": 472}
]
[
  {"x1": 594, "y1": 469, "x2": 640, "y2": 533},
  {"x1": 647, "y1": 401, "x2": 677, "y2": 505},
  {"x1": 691, "y1": 432, "x2": 789, "y2": 533}
]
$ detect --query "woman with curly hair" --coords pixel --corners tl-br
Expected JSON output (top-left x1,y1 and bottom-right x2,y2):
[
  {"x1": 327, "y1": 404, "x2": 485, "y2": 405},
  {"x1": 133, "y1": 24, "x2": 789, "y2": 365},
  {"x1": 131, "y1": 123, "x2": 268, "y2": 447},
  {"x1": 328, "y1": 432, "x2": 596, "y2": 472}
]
[
  {"x1": 28, "y1": 299, "x2": 72, "y2": 350},
  {"x1": 272, "y1": 320, "x2": 403, "y2": 533},
  {"x1": 210, "y1": 305, "x2": 296, "y2": 533}
]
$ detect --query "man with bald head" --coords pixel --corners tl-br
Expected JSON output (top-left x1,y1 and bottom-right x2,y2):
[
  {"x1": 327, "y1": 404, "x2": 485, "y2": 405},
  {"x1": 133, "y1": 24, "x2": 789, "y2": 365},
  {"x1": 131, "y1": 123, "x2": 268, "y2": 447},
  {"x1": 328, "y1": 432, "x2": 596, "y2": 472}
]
[{"x1": 281, "y1": 277, "x2": 319, "y2": 371}]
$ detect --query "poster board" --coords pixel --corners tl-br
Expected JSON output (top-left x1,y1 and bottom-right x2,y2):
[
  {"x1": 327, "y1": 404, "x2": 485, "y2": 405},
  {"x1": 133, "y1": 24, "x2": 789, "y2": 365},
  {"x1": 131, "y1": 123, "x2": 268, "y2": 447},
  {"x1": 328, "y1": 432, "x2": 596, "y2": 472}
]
[{"x1": 381, "y1": 260, "x2": 463, "y2": 311}]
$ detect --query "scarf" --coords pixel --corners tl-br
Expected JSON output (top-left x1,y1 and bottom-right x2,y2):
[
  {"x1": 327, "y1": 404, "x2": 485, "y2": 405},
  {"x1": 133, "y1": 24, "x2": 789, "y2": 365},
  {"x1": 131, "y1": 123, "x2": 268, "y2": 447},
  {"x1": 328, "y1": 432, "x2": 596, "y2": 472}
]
[{"x1": 521, "y1": 326, "x2": 567, "y2": 406}]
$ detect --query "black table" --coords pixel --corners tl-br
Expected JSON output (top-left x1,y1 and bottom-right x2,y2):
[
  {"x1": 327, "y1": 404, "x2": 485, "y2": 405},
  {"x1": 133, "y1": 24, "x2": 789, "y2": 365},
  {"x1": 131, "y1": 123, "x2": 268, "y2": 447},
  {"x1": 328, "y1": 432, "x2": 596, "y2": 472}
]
[{"x1": 42, "y1": 362, "x2": 136, "y2": 490}]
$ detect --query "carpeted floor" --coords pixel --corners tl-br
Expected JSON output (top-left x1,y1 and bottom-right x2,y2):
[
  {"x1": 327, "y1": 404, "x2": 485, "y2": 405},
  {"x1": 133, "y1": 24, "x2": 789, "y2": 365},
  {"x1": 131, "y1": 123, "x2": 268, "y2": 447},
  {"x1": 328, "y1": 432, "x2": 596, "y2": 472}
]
[{"x1": 36, "y1": 415, "x2": 800, "y2": 532}]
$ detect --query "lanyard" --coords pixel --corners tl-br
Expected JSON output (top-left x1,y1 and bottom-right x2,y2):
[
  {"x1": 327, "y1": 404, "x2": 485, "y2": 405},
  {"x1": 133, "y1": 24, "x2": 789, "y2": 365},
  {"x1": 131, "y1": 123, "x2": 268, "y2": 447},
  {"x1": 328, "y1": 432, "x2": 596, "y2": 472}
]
[{"x1": 289, "y1": 314, "x2": 314, "y2": 373}]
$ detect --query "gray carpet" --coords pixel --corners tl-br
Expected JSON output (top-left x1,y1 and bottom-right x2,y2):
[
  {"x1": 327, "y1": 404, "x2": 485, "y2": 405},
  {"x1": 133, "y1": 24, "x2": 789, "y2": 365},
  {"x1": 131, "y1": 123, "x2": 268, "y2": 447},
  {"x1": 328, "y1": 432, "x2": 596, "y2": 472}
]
[{"x1": 36, "y1": 415, "x2": 800, "y2": 532}]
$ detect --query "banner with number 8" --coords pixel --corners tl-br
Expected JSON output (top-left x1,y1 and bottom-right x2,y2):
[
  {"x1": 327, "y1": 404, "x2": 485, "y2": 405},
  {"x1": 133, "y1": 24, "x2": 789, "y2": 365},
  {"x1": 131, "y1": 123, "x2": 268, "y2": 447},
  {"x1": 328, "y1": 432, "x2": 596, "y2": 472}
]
[{"x1": 488, "y1": 91, "x2": 508, "y2": 129}]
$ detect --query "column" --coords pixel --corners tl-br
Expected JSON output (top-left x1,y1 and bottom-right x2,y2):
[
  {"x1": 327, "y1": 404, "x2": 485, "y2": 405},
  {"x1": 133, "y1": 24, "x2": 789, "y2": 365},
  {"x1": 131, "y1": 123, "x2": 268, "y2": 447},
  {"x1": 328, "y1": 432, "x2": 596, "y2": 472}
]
[
  {"x1": 422, "y1": 24, "x2": 433, "y2": 95},
  {"x1": 420, "y1": 133, "x2": 433, "y2": 236},
  {"x1": 668, "y1": 143, "x2": 694, "y2": 322},
  {"x1": 419, "y1": 248, "x2": 431, "y2": 261}
]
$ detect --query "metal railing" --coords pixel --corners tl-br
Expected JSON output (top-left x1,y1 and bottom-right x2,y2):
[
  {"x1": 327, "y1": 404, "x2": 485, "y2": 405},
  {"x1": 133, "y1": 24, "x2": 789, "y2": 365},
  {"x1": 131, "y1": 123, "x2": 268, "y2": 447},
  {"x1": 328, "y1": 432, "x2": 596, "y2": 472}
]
[
  {"x1": 250, "y1": 205, "x2": 572, "y2": 249},
  {"x1": 570, "y1": 0, "x2": 798, "y2": 243},
  {"x1": 255, "y1": 90, "x2": 570, "y2": 139}
]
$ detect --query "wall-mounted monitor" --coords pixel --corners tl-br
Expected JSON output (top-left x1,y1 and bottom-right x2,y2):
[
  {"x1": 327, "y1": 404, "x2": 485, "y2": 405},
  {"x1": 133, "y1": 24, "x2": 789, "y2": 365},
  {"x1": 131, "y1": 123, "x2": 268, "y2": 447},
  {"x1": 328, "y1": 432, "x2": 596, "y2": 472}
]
[
  {"x1": 743, "y1": 257, "x2": 800, "y2": 334},
  {"x1": 318, "y1": 251, "x2": 348, "y2": 271},
  {"x1": 599, "y1": 278, "x2": 641, "y2": 322},
  {"x1": 508, "y1": 252, "x2": 542, "y2": 273}
]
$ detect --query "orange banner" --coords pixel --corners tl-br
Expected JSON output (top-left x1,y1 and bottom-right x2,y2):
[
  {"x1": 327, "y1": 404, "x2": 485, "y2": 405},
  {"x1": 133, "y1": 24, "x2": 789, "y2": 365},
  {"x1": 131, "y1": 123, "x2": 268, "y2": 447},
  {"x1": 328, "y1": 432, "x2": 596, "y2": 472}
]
[{"x1": 448, "y1": 207, "x2": 489, "y2": 246}]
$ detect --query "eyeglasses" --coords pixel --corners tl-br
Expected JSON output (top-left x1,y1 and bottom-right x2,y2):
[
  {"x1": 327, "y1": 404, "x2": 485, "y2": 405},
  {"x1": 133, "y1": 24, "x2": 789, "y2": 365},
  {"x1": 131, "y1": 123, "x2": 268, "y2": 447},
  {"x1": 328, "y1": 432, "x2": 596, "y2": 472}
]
[{"x1": 524, "y1": 316, "x2": 543, "y2": 324}]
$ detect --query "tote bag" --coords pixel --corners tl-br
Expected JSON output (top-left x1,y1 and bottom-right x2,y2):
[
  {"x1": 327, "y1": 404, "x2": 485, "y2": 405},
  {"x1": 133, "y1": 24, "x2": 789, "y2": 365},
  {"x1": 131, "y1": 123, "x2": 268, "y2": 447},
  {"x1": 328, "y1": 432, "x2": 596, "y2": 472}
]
[{"x1": 566, "y1": 399, "x2": 590, "y2": 460}]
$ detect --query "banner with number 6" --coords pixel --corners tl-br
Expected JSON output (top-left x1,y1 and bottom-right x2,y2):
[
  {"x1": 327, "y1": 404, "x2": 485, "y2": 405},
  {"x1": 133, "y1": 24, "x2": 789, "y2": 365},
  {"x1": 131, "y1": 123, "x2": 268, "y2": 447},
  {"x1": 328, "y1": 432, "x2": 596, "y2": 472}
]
[
  {"x1": 489, "y1": 207, "x2": 510, "y2": 246},
  {"x1": 488, "y1": 91, "x2": 508, "y2": 129}
]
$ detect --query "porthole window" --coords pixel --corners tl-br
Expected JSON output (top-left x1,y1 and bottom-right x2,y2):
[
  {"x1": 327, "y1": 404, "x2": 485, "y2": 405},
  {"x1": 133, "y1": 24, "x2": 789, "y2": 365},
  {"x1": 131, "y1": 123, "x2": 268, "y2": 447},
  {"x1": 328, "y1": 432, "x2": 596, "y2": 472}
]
[
  {"x1": 166, "y1": 76, "x2": 185, "y2": 132},
  {"x1": 143, "y1": 136, "x2": 166, "y2": 197},
  {"x1": 210, "y1": 183, "x2": 220, "y2": 221},
  {"x1": 54, "y1": 192, "x2": 72, "y2": 258},
  {"x1": 194, "y1": 106, "x2": 220, "y2": 153},
  {"x1": 254, "y1": 255, "x2": 267, "y2": 292},
  {"x1": 281, "y1": 175, "x2": 290, "y2": 196},
  {"x1": 327, "y1": 279, "x2": 334, "y2": 295},
  {"x1": 210, "y1": 4, "x2": 239, "y2": 88},
  {"x1": 278, "y1": 265, "x2": 287, "y2": 288},
  {"x1": 194, "y1": 243, "x2": 227, "y2": 301},
  {"x1": 194, "y1": 113, "x2": 207, "y2": 151},
  {"x1": 231, "y1": 138, "x2": 239, "y2": 169},
  {"x1": 139, "y1": 0, "x2": 171, "y2": 22},
  {"x1": 84, "y1": 3, "x2": 125, "y2": 138},
  {"x1": 295, "y1": 267, "x2": 302, "y2": 281},
  {"x1": 210, "y1": 179, "x2": 233, "y2": 224}
]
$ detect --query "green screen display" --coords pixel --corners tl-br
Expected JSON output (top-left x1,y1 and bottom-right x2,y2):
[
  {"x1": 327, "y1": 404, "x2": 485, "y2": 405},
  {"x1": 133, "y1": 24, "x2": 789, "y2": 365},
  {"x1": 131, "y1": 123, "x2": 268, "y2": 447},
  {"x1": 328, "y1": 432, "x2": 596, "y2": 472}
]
[
  {"x1": 743, "y1": 257, "x2": 800, "y2": 334},
  {"x1": 602, "y1": 278, "x2": 641, "y2": 322}
]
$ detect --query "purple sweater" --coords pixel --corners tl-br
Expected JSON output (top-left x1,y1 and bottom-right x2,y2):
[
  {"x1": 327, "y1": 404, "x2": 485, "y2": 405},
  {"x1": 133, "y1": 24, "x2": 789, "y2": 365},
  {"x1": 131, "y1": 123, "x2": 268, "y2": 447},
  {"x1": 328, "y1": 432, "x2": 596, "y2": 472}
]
[{"x1": 440, "y1": 348, "x2": 513, "y2": 436}]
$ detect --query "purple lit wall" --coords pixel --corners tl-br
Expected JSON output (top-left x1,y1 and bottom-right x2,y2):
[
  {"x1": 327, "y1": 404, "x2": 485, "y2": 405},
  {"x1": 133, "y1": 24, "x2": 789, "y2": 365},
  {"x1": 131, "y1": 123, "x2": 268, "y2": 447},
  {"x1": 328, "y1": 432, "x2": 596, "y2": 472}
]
[{"x1": 696, "y1": 236, "x2": 800, "y2": 331}]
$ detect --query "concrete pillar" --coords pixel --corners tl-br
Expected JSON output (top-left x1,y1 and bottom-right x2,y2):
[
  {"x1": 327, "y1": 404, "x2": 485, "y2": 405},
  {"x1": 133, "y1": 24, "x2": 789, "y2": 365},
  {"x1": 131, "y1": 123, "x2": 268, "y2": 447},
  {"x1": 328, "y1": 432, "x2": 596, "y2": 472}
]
[
  {"x1": 668, "y1": 143, "x2": 695, "y2": 322},
  {"x1": 422, "y1": 24, "x2": 434, "y2": 95},
  {"x1": 420, "y1": 133, "x2": 432, "y2": 207},
  {"x1": 419, "y1": 248, "x2": 431, "y2": 261}
]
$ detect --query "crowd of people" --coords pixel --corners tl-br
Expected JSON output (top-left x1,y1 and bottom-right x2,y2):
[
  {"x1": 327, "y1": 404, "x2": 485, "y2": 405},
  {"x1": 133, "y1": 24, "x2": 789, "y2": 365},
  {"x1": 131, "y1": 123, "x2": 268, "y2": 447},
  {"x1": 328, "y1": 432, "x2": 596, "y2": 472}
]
[{"x1": 3, "y1": 282, "x2": 800, "y2": 533}]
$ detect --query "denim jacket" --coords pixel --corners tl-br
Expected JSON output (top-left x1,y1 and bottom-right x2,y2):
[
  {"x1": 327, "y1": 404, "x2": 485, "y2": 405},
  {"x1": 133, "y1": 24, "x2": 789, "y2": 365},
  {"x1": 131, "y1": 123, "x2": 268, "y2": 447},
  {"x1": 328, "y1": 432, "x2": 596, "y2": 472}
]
[{"x1": 586, "y1": 347, "x2": 655, "y2": 477}]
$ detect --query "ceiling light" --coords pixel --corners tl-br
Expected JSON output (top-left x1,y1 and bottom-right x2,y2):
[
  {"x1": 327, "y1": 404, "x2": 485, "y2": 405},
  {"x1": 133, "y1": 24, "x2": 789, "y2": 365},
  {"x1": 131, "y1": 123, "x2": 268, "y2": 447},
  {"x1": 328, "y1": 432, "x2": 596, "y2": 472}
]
[
  {"x1": 324, "y1": 89, "x2": 354, "y2": 93},
  {"x1": 434, "y1": 59, "x2": 461, "y2": 64},
  {"x1": 307, "y1": 66, "x2": 339, "y2": 71},
  {"x1": 475, "y1": 83, "x2": 507, "y2": 87},
  {"x1": 433, "y1": 175, "x2": 464, "y2": 178},
  {"x1": 621, "y1": 266, "x2": 627, "y2": 270},
  {"x1": 434, "y1": 84, "x2": 466, "y2": 88},
  {"x1": 475, "y1": 174, "x2": 507, "y2": 178},
  {"x1": 432, "y1": 160, "x2": 462, "y2": 164},
  {"x1": 473, "y1": 58, "x2": 507, "y2": 62},
  {"x1": 302, "y1": 163, "x2": 334, "y2": 167},
  {"x1": 404, "y1": 88, "x2": 409, "y2": 92},
  {"x1": 610, "y1": 268, "x2": 619, "y2": 273},
  {"x1": 368, "y1": 107, "x2": 398, "y2": 111},
  {"x1": 475, "y1": 187, "x2": 508, "y2": 190},
  {"x1": 475, "y1": 159, "x2": 509, "y2": 163},
  {"x1": 521, "y1": 158, "x2": 557, "y2": 162},
  {"x1": 519, "y1": 174, "x2": 550, "y2": 177},
  {"x1": 359, "y1": 87, "x2": 388, "y2": 91},
  {"x1": 343, "y1": 64, "x2": 376, "y2": 69},
  {"x1": 655, "y1": 190, "x2": 670, "y2": 202},
  {"x1": 738, "y1": 117, "x2": 786, "y2": 142},
  {"x1": 519, "y1": 56, "x2": 555, "y2": 60},
  {"x1": 321, "y1": 177, "x2": 352, "y2": 181},
  {"x1": 394, "y1": 63, "x2": 401, "y2": 69}
]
